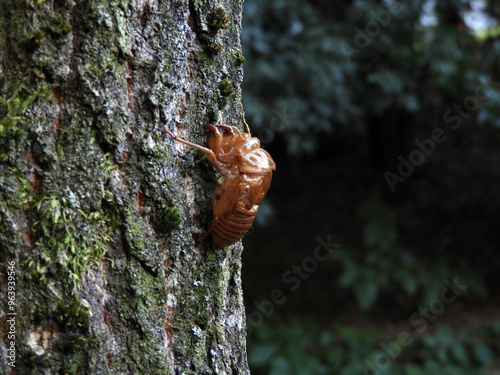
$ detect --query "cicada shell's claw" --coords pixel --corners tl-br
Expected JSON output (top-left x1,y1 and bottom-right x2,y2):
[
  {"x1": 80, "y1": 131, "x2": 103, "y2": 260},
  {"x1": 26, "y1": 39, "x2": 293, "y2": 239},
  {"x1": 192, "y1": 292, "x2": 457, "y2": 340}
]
[{"x1": 204, "y1": 124, "x2": 218, "y2": 134}]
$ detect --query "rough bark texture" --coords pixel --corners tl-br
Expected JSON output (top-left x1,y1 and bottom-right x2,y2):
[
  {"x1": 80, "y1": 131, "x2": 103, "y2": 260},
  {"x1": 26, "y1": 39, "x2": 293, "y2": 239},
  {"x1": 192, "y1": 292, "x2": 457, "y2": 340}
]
[{"x1": 0, "y1": 0, "x2": 249, "y2": 374}]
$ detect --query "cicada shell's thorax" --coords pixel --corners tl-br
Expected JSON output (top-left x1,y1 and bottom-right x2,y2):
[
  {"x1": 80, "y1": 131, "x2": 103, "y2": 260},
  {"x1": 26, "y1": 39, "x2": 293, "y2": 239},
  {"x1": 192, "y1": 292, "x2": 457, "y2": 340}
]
[{"x1": 165, "y1": 123, "x2": 275, "y2": 249}]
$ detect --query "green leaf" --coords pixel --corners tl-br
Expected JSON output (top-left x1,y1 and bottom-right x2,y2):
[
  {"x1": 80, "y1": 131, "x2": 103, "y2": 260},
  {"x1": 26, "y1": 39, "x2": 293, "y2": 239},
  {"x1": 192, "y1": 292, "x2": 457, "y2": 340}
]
[
  {"x1": 353, "y1": 281, "x2": 378, "y2": 311},
  {"x1": 437, "y1": 327, "x2": 453, "y2": 345},
  {"x1": 472, "y1": 341, "x2": 494, "y2": 365},
  {"x1": 367, "y1": 70, "x2": 404, "y2": 94},
  {"x1": 338, "y1": 259, "x2": 359, "y2": 287},
  {"x1": 327, "y1": 346, "x2": 344, "y2": 367},
  {"x1": 436, "y1": 347, "x2": 448, "y2": 363},
  {"x1": 248, "y1": 343, "x2": 277, "y2": 366},
  {"x1": 421, "y1": 335, "x2": 437, "y2": 348},
  {"x1": 423, "y1": 359, "x2": 442, "y2": 374},
  {"x1": 269, "y1": 356, "x2": 291, "y2": 375},
  {"x1": 399, "y1": 93, "x2": 420, "y2": 112},
  {"x1": 405, "y1": 364, "x2": 424, "y2": 375},
  {"x1": 449, "y1": 342, "x2": 468, "y2": 366},
  {"x1": 357, "y1": 198, "x2": 397, "y2": 250},
  {"x1": 399, "y1": 271, "x2": 418, "y2": 295}
]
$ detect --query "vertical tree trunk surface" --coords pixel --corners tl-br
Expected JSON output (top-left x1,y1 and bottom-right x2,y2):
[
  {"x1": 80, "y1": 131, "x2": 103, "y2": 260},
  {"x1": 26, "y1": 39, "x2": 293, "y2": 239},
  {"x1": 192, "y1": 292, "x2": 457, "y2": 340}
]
[{"x1": 0, "y1": 0, "x2": 249, "y2": 374}]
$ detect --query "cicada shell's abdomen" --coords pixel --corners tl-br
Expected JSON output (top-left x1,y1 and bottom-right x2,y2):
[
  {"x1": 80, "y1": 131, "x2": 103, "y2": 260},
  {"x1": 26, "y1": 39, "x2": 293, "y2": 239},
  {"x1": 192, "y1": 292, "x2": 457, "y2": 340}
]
[
  {"x1": 208, "y1": 171, "x2": 270, "y2": 249},
  {"x1": 211, "y1": 208, "x2": 256, "y2": 249}
]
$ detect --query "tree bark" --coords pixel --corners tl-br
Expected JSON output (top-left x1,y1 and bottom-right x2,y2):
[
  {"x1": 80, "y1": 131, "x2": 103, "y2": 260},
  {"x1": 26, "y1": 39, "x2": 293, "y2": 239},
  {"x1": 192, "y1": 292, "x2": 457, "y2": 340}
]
[{"x1": 0, "y1": 0, "x2": 249, "y2": 374}]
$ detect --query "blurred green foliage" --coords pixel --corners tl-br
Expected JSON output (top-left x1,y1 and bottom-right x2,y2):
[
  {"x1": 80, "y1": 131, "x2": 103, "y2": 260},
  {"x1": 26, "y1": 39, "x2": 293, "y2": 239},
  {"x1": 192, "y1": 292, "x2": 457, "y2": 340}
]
[
  {"x1": 242, "y1": 0, "x2": 500, "y2": 155},
  {"x1": 333, "y1": 198, "x2": 487, "y2": 311},
  {"x1": 248, "y1": 318, "x2": 500, "y2": 375},
  {"x1": 241, "y1": 0, "x2": 500, "y2": 373}
]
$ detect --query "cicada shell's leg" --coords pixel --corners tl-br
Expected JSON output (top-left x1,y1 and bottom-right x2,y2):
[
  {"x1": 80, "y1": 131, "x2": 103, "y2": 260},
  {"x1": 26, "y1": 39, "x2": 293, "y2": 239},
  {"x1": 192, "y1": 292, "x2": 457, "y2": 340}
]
[
  {"x1": 204, "y1": 124, "x2": 225, "y2": 156},
  {"x1": 204, "y1": 124, "x2": 221, "y2": 133},
  {"x1": 214, "y1": 124, "x2": 234, "y2": 133},
  {"x1": 205, "y1": 124, "x2": 235, "y2": 135},
  {"x1": 243, "y1": 120, "x2": 251, "y2": 135},
  {"x1": 165, "y1": 129, "x2": 218, "y2": 166},
  {"x1": 195, "y1": 219, "x2": 215, "y2": 246}
]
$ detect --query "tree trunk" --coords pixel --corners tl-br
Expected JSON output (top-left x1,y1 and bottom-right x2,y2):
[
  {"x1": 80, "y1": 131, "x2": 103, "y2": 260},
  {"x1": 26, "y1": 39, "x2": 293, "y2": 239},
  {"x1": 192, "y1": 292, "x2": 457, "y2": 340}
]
[{"x1": 0, "y1": 0, "x2": 249, "y2": 374}]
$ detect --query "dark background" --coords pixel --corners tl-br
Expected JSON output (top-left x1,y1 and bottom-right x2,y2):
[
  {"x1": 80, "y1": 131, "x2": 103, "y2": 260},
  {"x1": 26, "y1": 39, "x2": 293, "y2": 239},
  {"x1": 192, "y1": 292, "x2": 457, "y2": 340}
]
[{"x1": 239, "y1": 1, "x2": 500, "y2": 374}]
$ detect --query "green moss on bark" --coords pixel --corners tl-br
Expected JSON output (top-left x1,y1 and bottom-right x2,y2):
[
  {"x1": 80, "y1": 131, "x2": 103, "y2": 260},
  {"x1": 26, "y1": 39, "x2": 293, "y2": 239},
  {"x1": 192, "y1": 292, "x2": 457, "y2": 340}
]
[{"x1": 1, "y1": 0, "x2": 249, "y2": 373}]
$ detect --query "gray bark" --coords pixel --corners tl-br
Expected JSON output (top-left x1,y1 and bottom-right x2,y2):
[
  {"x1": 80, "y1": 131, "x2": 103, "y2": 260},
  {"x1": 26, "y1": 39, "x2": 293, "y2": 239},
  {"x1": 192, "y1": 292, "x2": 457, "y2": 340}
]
[{"x1": 0, "y1": 0, "x2": 249, "y2": 374}]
